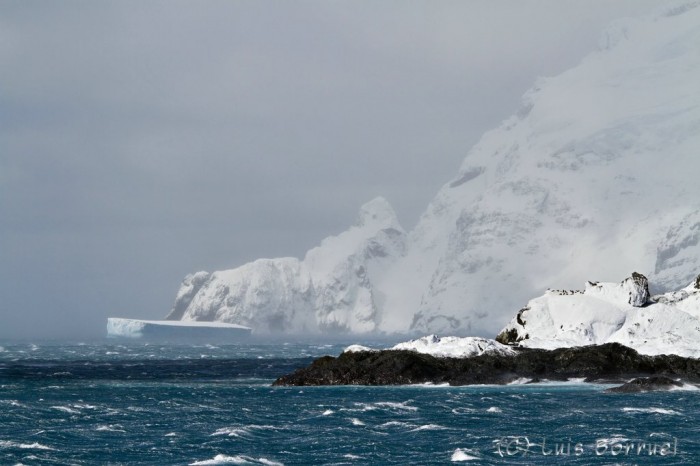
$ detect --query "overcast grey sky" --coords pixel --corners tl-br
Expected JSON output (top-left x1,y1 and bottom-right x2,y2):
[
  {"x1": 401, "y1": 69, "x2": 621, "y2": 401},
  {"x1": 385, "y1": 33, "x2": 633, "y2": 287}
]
[{"x1": 0, "y1": 0, "x2": 662, "y2": 339}]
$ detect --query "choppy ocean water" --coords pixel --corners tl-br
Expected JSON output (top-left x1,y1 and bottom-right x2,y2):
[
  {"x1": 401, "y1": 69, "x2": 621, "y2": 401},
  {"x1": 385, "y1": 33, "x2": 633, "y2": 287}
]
[{"x1": 1, "y1": 342, "x2": 698, "y2": 465}]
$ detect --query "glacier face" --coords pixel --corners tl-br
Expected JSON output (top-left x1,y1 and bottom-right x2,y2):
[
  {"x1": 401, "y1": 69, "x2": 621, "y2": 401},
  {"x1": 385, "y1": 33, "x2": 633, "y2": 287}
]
[{"x1": 168, "y1": 3, "x2": 700, "y2": 335}]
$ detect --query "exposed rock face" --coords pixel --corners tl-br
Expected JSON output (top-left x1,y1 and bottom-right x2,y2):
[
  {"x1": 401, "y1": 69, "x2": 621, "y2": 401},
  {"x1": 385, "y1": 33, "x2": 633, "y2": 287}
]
[
  {"x1": 605, "y1": 376, "x2": 683, "y2": 393},
  {"x1": 273, "y1": 343, "x2": 700, "y2": 386},
  {"x1": 624, "y1": 272, "x2": 650, "y2": 307}
]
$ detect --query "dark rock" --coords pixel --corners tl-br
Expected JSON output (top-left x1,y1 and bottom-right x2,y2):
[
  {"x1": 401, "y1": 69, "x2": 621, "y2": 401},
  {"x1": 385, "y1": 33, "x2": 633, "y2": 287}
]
[
  {"x1": 624, "y1": 272, "x2": 650, "y2": 306},
  {"x1": 605, "y1": 376, "x2": 684, "y2": 393},
  {"x1": 273, "y1": 343, "x2": 700, "y2": 387},
  {"x1": 695, "y1": 274, "x2": 700, "y2": 290},
  {"x1": 495, "y1": 328, "x2": 519, "y2": 345}
]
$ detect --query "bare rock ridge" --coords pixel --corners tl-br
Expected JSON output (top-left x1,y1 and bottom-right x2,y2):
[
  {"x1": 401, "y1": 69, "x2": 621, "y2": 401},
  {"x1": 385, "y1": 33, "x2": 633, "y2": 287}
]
[
  {"x1": 272, "y1": 343, "x2": 700, "y2": 387},
  {"x1": 167, "y1": 3, "x2": 700, "y2": 335}
]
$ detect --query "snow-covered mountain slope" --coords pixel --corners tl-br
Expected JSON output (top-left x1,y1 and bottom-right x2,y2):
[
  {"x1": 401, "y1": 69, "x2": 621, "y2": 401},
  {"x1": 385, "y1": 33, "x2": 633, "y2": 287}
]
[
  {"x1": 166, "y1": 197, "x2": 406, "y2": 333},
  {"x1": 167, "y1": 2, "x2": 700, "y2": 335},
  {"x1": 496, "y1": 273, "x2": 700, "y2": 358},
  {"x1": 400, "y1": 2, "x2": 700, "y2": 335}
]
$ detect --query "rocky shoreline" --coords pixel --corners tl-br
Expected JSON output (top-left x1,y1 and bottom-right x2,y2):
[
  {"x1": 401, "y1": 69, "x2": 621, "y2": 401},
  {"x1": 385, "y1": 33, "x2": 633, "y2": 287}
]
[{"x1": 272, "y1": 343, "x2": 700, "y2": 388}]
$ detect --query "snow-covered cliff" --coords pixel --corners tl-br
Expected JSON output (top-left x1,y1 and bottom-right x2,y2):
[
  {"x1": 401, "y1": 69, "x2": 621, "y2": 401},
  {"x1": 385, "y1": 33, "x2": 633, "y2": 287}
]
[
  {"x1": 168, "y1": 2, "x2": 700, "y2": 335},
  {"x1": 496, "y1": 273, "x2": 700, "y2": 358},
  {"x1": 166, "y1": 197, "x2": 406, "y2": 333}
]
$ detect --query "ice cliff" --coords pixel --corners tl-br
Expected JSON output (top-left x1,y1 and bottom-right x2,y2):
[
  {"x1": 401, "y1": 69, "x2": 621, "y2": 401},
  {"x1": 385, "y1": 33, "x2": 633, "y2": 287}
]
[{"x1": 167, "y1": 2, "x2": 700, "y2": 335}]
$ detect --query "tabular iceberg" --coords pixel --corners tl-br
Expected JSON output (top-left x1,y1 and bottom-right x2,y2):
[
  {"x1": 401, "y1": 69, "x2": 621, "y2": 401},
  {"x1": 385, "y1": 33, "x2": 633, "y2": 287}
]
[{"x1": 107, "y1": 318, "x2": 251, "y2": 340}]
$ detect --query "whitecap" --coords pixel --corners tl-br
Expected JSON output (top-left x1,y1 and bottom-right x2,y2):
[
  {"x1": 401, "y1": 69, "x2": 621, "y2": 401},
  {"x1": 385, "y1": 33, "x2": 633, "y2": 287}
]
[
  {"x1": 211, "y1": 425, "x2": 280, "y2": 438},
  {"x1": 451, "y1": 448, "x2": 479, "y2": 461},
  {"x1": 486, "y1": 407, "x2": 502, "y2": 413},
  {"x1": 378, "y1": 421, "x2": 413, "y2": 429},
  {"x1": 321, "y1": 409, "x2": 334, "y2": 416},
  {"x1": 350, "y1": 418, "x2": 365, "y2": 426},
  {"x1": 165, "y1": 432, "x2": 177, "y2": 437},
  {"x1": 451, "y1": 407, "x2": 476, "y2": 415},
  {"x1": 409, "y1": 424, "x2": 447, "y2": 432},
  {"x1": 343, "y1": 454, "x2": 362, "y2": 460},
  {"x1": 189, "y1": 454, "x2": 248, "y2": 465},
  {"x1": 0, "y1": 440, "x2": 55, "y2": 450},
  {"x1": 508, "y1": 377, "x2": 532, "y2": 385},
  {"x1": 622, "y1": 407, "x2": 681, "y2": 415},
  {"x1": 51, "y1": 405, "x2": 80, "y2": 414},
  {"x1": 95, "y1": 425, "x2": 126, "y2": 432}
]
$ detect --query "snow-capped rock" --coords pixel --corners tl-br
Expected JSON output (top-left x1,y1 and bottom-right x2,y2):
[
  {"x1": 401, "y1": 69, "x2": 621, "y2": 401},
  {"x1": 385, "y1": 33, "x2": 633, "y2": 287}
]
[
  {"x1": 166, "y1": 2, "x2": 700, "y2": 335},
  {"x1": 496, "y1": 273, "x2": 700, "y2": 358},
  {"x1": 342, "y1": 335, "x2": 514, "y2": 358},
  {"x1": 390, "y1": 335, "x2": 515, "y2": 358}
]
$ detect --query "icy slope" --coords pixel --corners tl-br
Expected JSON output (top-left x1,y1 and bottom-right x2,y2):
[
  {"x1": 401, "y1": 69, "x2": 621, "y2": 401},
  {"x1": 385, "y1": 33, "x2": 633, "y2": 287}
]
[
  {"x1": 166, "y1": 197, "x2": 405, "y2": 333},
  {"x1": 167, "y1": 2, "x2": 700, "y2": 335},
  {"x1": 497, "y1": 273, "x2": 700, "y2": 358},
  {"x1": 396, "y1": 2, "x2": 700, "y2": 334}
]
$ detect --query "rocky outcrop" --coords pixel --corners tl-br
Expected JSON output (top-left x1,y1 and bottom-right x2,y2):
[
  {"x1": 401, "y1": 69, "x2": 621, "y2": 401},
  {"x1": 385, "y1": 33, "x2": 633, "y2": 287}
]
[
  {"x1": 605, "y1": 376, "x2": 683, "y2": 393},
  {"x1": 624, "y1": 272, "x2": 650, "y2": 307},
  {"x1": 272, "y1": 343, "x2": 700, "y2": 386},
  {"x1": 496, "y1": 273, "x2": 700, "y2": 358}
]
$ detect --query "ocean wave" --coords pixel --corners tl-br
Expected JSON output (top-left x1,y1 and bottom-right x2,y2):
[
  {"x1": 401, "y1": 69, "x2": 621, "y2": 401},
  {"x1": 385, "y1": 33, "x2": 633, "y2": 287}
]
[
  {"x1": 622, "y1": 407, "x2": 681, "y2": 415},
  {"x1": 451, "y1": 448, "x2": 479, "y2": 462},
  {"x1": 0, "y1": 440, "x2": 55, "y2": 450},
  {"x1": 409, "y1": 424, "x2": 447, "y2": 432},
  {"x1": 189, "y1": 454, "x2": 283, "y2": 465},
  {"x1": 211, "y1": 425, "x2": 281, "y2": 438}
]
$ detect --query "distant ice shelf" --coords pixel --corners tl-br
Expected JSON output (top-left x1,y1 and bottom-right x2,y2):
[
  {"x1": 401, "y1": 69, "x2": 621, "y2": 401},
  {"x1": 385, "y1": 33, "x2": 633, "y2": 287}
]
[{"x1": 107, "y1": 318, "x2": 252, "y2": 341}]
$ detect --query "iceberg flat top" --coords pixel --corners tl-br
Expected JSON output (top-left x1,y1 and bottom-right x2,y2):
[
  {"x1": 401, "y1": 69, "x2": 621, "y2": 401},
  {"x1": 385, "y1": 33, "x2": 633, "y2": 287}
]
[{"x1": 108, "y1": 318, "x2": 251, "y2": 329}]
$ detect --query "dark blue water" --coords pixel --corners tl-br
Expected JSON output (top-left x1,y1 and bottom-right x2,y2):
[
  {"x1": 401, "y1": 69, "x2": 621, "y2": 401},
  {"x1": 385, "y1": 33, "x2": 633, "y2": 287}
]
[{"x1": 1, "y1": 342, "x2": 698, "y2": 465}]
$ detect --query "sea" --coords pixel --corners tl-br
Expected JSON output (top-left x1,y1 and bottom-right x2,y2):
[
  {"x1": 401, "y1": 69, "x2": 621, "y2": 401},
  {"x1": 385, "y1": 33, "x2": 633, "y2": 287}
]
[{"x1": 1, "y1": 340, "x2": 698, "y2": 465}]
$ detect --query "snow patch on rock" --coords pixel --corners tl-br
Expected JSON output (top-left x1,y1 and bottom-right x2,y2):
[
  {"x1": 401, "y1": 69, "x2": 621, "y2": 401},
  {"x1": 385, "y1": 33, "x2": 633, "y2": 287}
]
[{"x1": 497, "y1": 273, "x2": 700, "y2": 358}]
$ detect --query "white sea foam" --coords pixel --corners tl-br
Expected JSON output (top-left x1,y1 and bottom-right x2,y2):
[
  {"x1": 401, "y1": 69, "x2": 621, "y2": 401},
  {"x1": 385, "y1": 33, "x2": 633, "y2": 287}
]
[
  {"x1": 211, "y1": 425, "x2": 280, "y2": 437},
  {"x1": 450, "y1": 407, "x2": 476, "y2": 415},
  {"x1": 622, "y1": 407, "x2": 681, "y2": 415},
  {"x1": 373, "y1": 401, "x2": 418, "y2": 412},
  {"x1": 378, "y1": 421, "x2": 413, "y2": 429},
  {"x1": 350, "y1": 418, "x2": 365, "y2": 426},
  {"x1": 189, "y1": 455, "x2": 248, "y2": 465},
  {"x1": 51, "y1": 405, "x2": 80, "y2": 414},
  {"x1": 0, "y1": 440, "x2": 55, "y2": 450},
  {"x1": 486, "y1": 407, "x2": 502, "y2": 413},
  {"x1": 95, "y1": 424, "x2": 126, "y2": 432},
  {"x1": 189, "y1": 456, "x2": 283, "y2": 466},
  {"x1": 343, "y1": 454, "x2": 362, "y2": 460},
  {"x1": 409, "y1": 424, "x2": 446, "y2": 432},
  {"x1": 321, "y1": 409, "x2": 334, "y2": 416},
  {"x1": 451, "y1": 448, "x2": 479, "y2": 461},
  {"x1": 507, "y1": 377, "x2": 532, "y2": 385}
]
